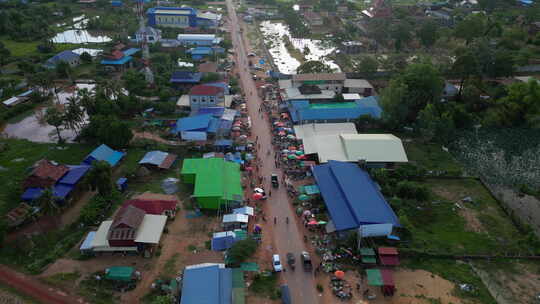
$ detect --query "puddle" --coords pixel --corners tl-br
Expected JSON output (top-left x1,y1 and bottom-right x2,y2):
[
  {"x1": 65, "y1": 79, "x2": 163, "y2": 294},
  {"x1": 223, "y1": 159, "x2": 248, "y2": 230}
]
[
  {"x1": 52, "y1": 15, "x2": 111, "y2": 44},
  {"x1": 3, "y1": 84, "x2": 97, "y2": 143},
  {"x1": 259, "y1": 21, "x2": 339, "y2": 74}
]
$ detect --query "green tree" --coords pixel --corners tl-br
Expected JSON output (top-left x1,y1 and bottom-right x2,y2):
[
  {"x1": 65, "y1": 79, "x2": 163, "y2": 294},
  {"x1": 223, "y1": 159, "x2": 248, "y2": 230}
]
[
  {"x1": 0, "y1": 45, "x2": 10, "y2": 66},
  {"x1": 201, "y1": 72, "x2": 220, "y2": 83},
  {"x1": 86, "y1": 161, "x2": 113, "y2": 196},
  {"x1": 55, "y1": 61, "x2": 72, "y2": 80},
  {"x1": 416, "y1": 20, "x2": 438, "y2": 48},
  {"x1": 80, "y1": 52, "x2": 92, "y2": 63},
  {"x1": 296, "y1": 60, "x2": 333, "y2": 74},
  {"x1": 45, "y1": 107, "x2": 65, "y2": 143},
  {"x1": 227, "y1": 238, "x2": 257, "y2": 266},
  {"x1": 356, "y1": 56, "x2": 378, "y2": 78},
  {"x1": 64, "y1": 96, "x2": 85, "y2": 138},
  {"x1": 454, "y1": 14, "x2": 486, "y2": 44},
  {"x1": 37, "y1": 188, "x2": 61, "y2": 225},
  {"x1": 417, "y1": 103, "x2": 456, "y2": 143},
  {"x1": 380, "y1": 79, "x2": 410, "y2": 129},
  {"x1": 390, "y1": 20, "x2": 412, "y2": 51}
]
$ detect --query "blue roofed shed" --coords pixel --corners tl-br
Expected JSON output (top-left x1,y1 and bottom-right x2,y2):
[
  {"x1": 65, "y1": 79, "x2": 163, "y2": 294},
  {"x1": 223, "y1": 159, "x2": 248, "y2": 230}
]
[
  {"x1": 174, "y1": 114, "x2": 213, "y2": 132},
  {"x1": 100, "y1": 56, "x2": 133, "y2": 65},
  {"x1": 45, "y1": 50, "x2": 81, "y2": 68},
  {"x1": 83, "y1": 144, "x2": 124, "y2": 167},
  {"x1": 21, "y1": 184, "x2": 74, "y2": 201},
  {"x1": 58, "y1": 165, "x2": 91, "y2": 185},
  {"x1": 312, "y1": 161, "x2": 399, "y2": 232},
  {"x1": 170, "y1": 71, "x2": 202, "y2": 85},
  {"x1": 180, "y1": 264, "x2": 233, "y2": 304}
]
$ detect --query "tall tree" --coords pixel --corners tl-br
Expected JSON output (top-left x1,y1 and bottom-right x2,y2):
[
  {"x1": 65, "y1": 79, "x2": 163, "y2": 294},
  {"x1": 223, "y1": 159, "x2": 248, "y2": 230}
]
[
  {"x1": 86, "y1": 161, "x2": 113, "y2": 196},
  {"x1": 296, "y1": 60, "x2": 334, "y2": 74},
  {"x1": 356, "y1": 56, "x2": 379, "y2": 78},
  {"x1": 416, "y1": 20, "x2": 438, "y2": 48},
  {"x1": 45, "y1": 107, "x2": 65, "y2": 143}
]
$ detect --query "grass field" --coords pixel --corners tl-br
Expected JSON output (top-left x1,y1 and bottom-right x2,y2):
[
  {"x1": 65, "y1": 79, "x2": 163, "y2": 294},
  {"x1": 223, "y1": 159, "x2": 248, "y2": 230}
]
[
  {"x1": 403, "y1": 140, "x2": 463, "y2": 174},
  {"x1": 403, "y1": 178, "x2": 527, "y2": 255}
]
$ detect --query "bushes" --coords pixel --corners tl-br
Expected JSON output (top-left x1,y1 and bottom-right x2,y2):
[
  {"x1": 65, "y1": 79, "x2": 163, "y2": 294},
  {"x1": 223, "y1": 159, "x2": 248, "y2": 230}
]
[
  {"x1": 226, "y1": 238, "x2": 257, "y2": 266},
  {"x1": 79, "y1": 192, "x2": 120, "y2": 226},
  {"x1": 395, "y1": 181, "x2": 430, "y2": 201}
]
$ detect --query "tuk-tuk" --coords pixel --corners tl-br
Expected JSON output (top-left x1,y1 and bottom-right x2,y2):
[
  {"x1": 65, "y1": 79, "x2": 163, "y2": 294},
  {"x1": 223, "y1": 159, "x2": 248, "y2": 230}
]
[
  {"x1": 271, "y1": 174, "x2": 279, "y2": 188},
  {"x1": 281, "y1": 284, "x2": 292, "y2": 304},
  {"x1": 286, "y1": 252, "x2": 295, "y2": 271}
]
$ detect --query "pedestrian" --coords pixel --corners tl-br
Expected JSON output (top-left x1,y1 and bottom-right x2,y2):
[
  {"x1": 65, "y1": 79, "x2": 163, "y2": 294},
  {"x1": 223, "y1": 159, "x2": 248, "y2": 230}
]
[{"x1": 269, "y1": 190, "x2": 272, "y2": 197}]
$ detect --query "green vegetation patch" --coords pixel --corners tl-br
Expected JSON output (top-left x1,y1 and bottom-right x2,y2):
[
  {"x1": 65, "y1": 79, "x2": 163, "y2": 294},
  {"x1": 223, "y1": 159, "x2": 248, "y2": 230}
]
[
  {"x1": 249, "y1": 272, "x2": 280, "y2": 300},
  {"x1": 403, "y1": 140, "x2": 463, "y2": 174},
  {"x1": 42, "y1": 271, "x2": 81, "y2": 290}
]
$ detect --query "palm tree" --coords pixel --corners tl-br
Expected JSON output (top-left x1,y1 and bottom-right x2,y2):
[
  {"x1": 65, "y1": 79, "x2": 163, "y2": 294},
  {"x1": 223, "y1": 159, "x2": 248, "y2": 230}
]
[
  {"x1": 36, "y1": 188, "x2": 61, "y2": 228},
  {"x1": 64, "y1": 95, "x2": 85, "y2": 138},
  {"x1": 85, "y1": 161, "x2": 113, "y2": 196},
  {"x1": 45, "y1": 106, "x2": 65, "y2": 144}
]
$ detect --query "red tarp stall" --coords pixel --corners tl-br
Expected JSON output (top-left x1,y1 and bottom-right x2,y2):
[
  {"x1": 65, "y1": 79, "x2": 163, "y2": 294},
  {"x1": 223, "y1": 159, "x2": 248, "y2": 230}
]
[
  {"x1": 378, "y1": 247, "x2": 399, "y2": 266},
  {"x1": 380, "y1": 269, "x2": 395, "y2": 296}
]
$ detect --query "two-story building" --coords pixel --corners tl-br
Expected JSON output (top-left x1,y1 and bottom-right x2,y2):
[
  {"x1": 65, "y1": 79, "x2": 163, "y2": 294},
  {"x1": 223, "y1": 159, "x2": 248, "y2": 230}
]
[
  {"x1": 147, "y1": 7, "x2": 220, "y2": 29},
  {"x1": 189, "y1": 84, "x2": 225, "y2": 110}
]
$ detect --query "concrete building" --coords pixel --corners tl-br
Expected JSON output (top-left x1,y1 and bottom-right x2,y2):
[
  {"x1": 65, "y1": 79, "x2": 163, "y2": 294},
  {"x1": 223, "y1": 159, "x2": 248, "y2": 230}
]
[{"x1": 147, "y1": 7, "x2": 220, "y2": 29}]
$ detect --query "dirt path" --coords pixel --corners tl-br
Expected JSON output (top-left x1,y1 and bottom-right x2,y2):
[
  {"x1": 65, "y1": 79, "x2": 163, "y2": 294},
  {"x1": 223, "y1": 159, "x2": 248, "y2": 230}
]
[
  {"x1": 60, "y1": 190, "x2": 95, "y2": 228},
  {"x1": 469, "y1": 262, "x2": 512, "y2": 304},
  {"x1": 226, "y1": 0, "x2": 320, "y2": 303},
  {"x1": 0, "y1": 265, "x2": 88, "y2": 304}
]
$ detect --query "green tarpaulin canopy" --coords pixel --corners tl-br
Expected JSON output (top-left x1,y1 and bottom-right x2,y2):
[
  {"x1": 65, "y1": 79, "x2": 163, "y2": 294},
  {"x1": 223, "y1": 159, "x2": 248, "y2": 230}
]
[
  {"x1": 360, "y1": 247, "x2": 376, "y2": 263},
  {"x1": 366, "y1": 269, "x2": 383, "y2": 286},
  {"x1": 303, "y1": 185, "x2": 320, "y2": 195},
  {"x1": 105, "y1": 266, "x2": 134, "y2": 282},
  {"x1": 240, "y1": 262, "x2": 260, "y2": 271}
]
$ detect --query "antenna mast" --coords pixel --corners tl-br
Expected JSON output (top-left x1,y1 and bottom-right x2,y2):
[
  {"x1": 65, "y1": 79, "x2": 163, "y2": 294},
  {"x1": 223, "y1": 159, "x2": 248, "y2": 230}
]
[{"x1": 136, "y1": 0, "x2": 154, "y2": 85}]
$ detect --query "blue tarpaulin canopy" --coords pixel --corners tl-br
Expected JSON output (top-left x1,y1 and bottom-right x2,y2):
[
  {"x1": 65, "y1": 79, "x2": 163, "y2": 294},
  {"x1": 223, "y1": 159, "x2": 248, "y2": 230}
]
[
  {"x1": 312, "y1": 161, "x2": 399, "y2": 231},
  {"x1": 175, "y1": 114, "x2": 213, "y2": 132}
]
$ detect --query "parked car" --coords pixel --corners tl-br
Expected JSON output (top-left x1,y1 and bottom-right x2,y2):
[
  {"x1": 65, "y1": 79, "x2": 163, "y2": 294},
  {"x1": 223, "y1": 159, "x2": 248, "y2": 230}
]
[
  {"x1": 301, "y1": 251, "x2": 312, "y2": 272},
  {"x1": 271, "y1": 174, "x2": 279, "y2": 188},
  {"x1": 272, "y1": 254, "x2": 283, "y2": 272},
  {"x1": 286, "y1": 252, "x2": 295, "y2": 270}
]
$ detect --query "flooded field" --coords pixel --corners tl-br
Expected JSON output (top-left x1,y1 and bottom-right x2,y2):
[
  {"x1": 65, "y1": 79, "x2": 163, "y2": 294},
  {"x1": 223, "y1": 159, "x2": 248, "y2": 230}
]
[
  {"x1": 52, "y1": 15, "x2": 111, "y2": 44},
  {"x1": 3, "y1": 84, "x2": 95, "y2": 143},
  {"x1": 259, "y1": 21, "x2": 339, "y2": 74}
]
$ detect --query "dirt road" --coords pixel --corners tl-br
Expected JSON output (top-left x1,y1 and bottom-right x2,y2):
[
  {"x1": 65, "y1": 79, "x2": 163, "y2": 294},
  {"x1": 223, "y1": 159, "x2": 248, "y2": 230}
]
[
  {"x1": 0, "y1": 265, "x2": 87, "y2": 304},
  {"x1": 226, "y1": 1, "x2": 320, "y2": 303}
]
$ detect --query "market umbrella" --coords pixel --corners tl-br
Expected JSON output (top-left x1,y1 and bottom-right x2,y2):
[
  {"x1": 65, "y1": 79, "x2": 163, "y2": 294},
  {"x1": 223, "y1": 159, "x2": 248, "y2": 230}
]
[
  {"x1": 297, "y1": 155, "x2": 306, "y2": 160},
  {"x1": 288, "y1": 146, "x2": 297, "y2": 151},
  {"x1": 276, "y1": 122, "x2": 285, "y2": 127},
  {"x1": 298, "y1": 194, "x2": 309, "y2": 201},
  {"x1": 303, "y1": 210, "x2": 312, "y2": 217},
  {"x1": 278, "y1": 131, "x2": 286, "y2": 136},
  {"x1": 273, "y1": 121, "x2": 280, "y2": 125},
  {"x1": 254, "y1": 224, "x2": 262, "y2": 233},
  {"x1": 287, "y1": 154, "x2": 297, "y2": 160},
  {"x1": 252, "y1": 193, "x2": 263, "y2": 200},
  {"x1": 245, "y1": 153, "x2": 254, "y2": 160},
  {"x1": 334, "y1": 270, "x2": 345, "y2": 280},
  {"x1": 287, "y1": 134, "x2": 295, "y2": 139},
  {"x1": 245, "y1": 167, "x2": 253, "y2": 171},
  {"x1": 295, "y1": 150, "x2": 304, "y2": 155},
  {"x1": 254, "y1": 187, "x2": 264, "y2": 193},
  {"x1": 308, "y1": 220, "x2": 318, "y2": 225},
  {"x1": 282, "y1": 149, "x2": 289, "y2": 153},
  {"x1": 318, "y1": 220, "x2": 327, "y2": 225},
  {"x1": 239, "y1": 135, "x2": 247, "y2": 139},
  {"x1": 296, "y1": 207, "x2": 303, "y2": 215},
  {"x1": 232, "y1": 126, "x2": 241, "y2": 131}
]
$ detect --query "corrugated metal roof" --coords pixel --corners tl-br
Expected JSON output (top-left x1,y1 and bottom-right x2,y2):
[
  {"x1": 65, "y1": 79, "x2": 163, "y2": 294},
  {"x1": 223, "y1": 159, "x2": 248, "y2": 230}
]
[
  {"x1": 294, "y1": 123, "x2": 357, "y2": 139},
  {"x1": 170, "y1": 71, "x2": 202, "y2": 83},
  {"x1": 181, "y1": 264, "x2": 232, "y2": 304},
  {"x1": 312, "y1": 161, "x2": 399, "y2": 231},
  {"x1": 175, "y1": 114, "x2": 213, "y2": 132},
  {"x1": 58, "y1": 165, "x2": 90, "y2": 185},
  {"x1": 85, "y1": 144, "x2": 124, "y2": 166},
  {"x1": 340, "y1": 134, "x2": 408, "y2": 163},
  {"x1": 139, "y1": 151, "x2": 169, "y2": 166},
  {"x1": 134, "y1": 214, "x2": 167, "y2": 244},
  {"x1": 293, "y1": 73, "x2": 346, "y2": 81},
  {"x1": 344, "y1": 78, "x2": 373, "y2": 89}
]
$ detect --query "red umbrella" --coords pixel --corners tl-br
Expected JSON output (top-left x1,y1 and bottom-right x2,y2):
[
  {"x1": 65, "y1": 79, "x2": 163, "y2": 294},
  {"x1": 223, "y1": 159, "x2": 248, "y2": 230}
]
[
  {"x1": 278, "y1": 131, "x2": 286, "y2": 136},
  {"x1": 308, "y1": 220, "x2": 318, "y2": 225},
  {"x1": 252, "y1": 193, "x2": 263, "y2": 200},
  {"x1": 334, "y1": 270, "x2": 345, "y2": 279},
  {"x1": 289, "y1": 146, "x2": 297, "y2": 151},
  {"x1": 245, "y1": 167, "x2": 253, "y2": 171},
  {"x1": 276, "y1": 122, "x2": 285, "y2": 127}
]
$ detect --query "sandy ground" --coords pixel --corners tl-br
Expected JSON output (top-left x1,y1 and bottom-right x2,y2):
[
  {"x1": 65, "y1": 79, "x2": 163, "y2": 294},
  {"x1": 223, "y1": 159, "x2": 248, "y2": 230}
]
[{"x1": 314, "y1": 268, "x2": 465, "y2": 304}]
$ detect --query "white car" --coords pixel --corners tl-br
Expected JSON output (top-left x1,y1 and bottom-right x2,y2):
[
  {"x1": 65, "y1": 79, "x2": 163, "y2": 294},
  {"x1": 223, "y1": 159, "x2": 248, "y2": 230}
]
[{"x1": 272, "y1": 254, "x2": 283, "y2": 272}]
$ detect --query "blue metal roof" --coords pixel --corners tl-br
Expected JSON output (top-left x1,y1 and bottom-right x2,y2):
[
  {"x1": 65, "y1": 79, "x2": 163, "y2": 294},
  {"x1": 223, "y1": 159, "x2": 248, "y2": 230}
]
[
  {"x1": 58, "y1": 165, "x2": 90, "y2": 185},
  {"x1": 175, "y1": 114, "x2": 213, "y2": 132},
  {"x1": 147, "y1": 6, "x2": 197, "y2": 15},
  {"x1": 211, "y1": 235, "x2": 235, "y2": 251},
  {"x1": 170, "y1": 71, "x2": 202, "y2": 83},
  {"x1": 189, "y1": 47, "x2": 213, "y2": 55},
  {"x1": 123, "y1": 48, "x2": 140, "y2": 56},
  {"x1": 21, "y1": 184, "x2": 74, "y2": 201},
  {"x1": 180, "y1": 265, "x2": 232, "y2": 304},
  {"x1": 84, "y1": 144, "x2": 124, "y2": 167},
  {"x1": 139, "y1": 151, "x2": 168, "y2": 166},
  {"x1": 197, "y1": 107, "x2": 225, "y2": 117},
  {"x1": 356, "y1": 96, "x2": 382, "y2": 119},
  {"x1": 312, "y1": 161, "x2": 399, "y2": 231},
  {"x1": 100, "y1": 56, "x2": 133, "y2": 65},
  {"x1": 46, "y1": 51, "x2": 80, "y2": 65},
  {"x1": 207, "y1": 118, "x2": 220, "y2": 133}
]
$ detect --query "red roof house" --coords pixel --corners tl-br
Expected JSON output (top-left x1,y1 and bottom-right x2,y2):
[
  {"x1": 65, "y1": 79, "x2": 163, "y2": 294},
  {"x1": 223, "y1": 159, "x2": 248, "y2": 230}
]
[
  {"x1": 23, "y1": 159, "x2": 69, "y2": 189},
  {"x1": 122, "y1": 199, "x2": 178, "y2": 218},
  {"x1": 189, "y1": 84, "x2": 224, "y2": 96},
  {"x1": 378, "y1": 247, "x2": 399, "y2": 266},
  {"x1": 108, "y1": 205, "x2": 146, "y2": 247}
]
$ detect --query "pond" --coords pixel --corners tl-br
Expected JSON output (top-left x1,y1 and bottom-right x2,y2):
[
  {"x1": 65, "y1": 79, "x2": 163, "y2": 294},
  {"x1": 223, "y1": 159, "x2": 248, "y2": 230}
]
[
  {"x1": 3, "y1": 84, "x2": 95, "y2": 143},
  {"x1": 259, "y1": 21, "x2": 339, "y2": 74},
  {"x1": 52, "y1": 15, "x2": 111, "y2": 44}
]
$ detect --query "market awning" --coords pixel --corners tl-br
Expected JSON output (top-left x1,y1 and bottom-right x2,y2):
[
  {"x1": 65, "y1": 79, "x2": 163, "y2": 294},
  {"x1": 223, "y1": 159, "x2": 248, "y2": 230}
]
[
  {"x1": 360, "y1": 247, "x2": 376, "y2": 264},
  {"x1": 366, "y1": 269, "x2": 383, "y2": 286},
  {"x1": 303, "y1": 184, "x2": 320, "y2": 195},
  {"x1": 105, "y1": 266, "x2": 134, "y2": 282}
]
